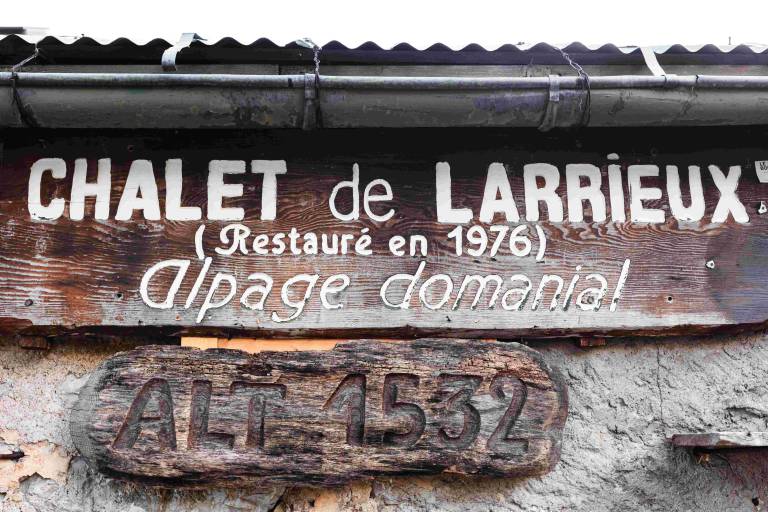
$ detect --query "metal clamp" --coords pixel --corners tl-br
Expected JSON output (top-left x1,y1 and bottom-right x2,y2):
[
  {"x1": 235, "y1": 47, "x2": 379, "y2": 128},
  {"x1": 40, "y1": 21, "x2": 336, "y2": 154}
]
[
  {"x1": 161, "y1": 33, "x2": 204, "y2": 71},
  {"x1": 538, "y1": 75, "x2": 561, "y2": 132},
  {"x1": 641, "y1": 47, "x2": 684, "y2": 90},
  {"x1": 295, "y1": 38, "x2": 323, "y2": 130},
  {"x1": 302, "y1": 73, "x2": 320, "y2": 130},
  {"x1": 640, "y1": 46, "x2": 668, "y2": 77}
]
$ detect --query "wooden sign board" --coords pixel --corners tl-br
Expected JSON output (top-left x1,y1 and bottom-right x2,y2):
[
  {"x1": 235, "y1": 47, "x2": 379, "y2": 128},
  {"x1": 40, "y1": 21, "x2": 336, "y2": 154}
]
[
  {"x1": 1, "y1": 128, "x2": 768, "y2": 338},
  {"x1": 70, "y1": 339, "x2": 567, "y2": 487}
]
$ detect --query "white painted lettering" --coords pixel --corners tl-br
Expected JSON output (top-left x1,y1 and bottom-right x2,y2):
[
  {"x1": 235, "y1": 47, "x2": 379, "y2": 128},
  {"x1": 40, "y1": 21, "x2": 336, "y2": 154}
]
[
  {"x1": 216, "y1": 224, "x2": 251, "y2": 256},
  {"x1": 240, "y1": 273, "x2": 274, "y2": 311},
  {"x1": 709, "y1": 165, "x2": 748, "y2": 223},
  {"x1": 628, "y1": 165, "x2": 664, "y2": 223},
  {"x1": 251, "y1": 160, "x2": 287, "y2": 221},
  {"x1": 608, "y1": 163, "x2": 626, "y2": 222},
  {"x1": 363, "y1": 179, "x2": 395, "y2": 222},
  {"x1": 380, "y1": 261, "x2": 426, "y2": 309},
  {"x1": 70, "y1": 158, "x2": 111, "y2": 220},
  {"x1": 566, "y1": 164, "x2": 606, "y2": 222},
  {"x1": 207, "y1": 160, "x2": 245, "y2": 221},
  {"x1": 320, "y1": 274, "x2": 351, "y2": 309},
  {"x1": 418, "y1": 274, "x2": 453, "y2": 310},
  {"x1": 666, "y1": 165, "x2": 705, "y2": 222},
  {"x1": 272, "y1": 274, "x2": 319, "y2": 322},
  {"x1": 197, "y1": 273, "x2": 237, "y2": 322},
  {"x1": 165, "y1": 159, "x2": 202, "y2": 221},
  {"x1": 524, "y1": 163, "x2": 563, "y2": 222},
  {"x1": 140, "y1": 259, "x2": 190, "y2": 309},
  {"x1": 115, "y1": 160, "x2": 161, "y2": 221},
  {"x1": 436, "y1": 162, "x2": 472, "y2": 224},
  {"x1": 329, "y1": 163, "x2": 360, "y2": 221},
  {"x1": 28, "y1": 158, "x2": 66, "y2": 220},
  {"x1": 479, "y1": 163, "x2": 519, "y2": 223}
]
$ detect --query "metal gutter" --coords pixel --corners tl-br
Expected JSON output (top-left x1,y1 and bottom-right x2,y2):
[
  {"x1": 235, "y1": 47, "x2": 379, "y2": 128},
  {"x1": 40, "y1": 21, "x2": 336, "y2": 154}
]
[
  {"x1": 2, "y1": 72, "x2": 768, "y2": 130},
  {"x1": 8, "y1": 72, "x2": 768, "y2": 88}
]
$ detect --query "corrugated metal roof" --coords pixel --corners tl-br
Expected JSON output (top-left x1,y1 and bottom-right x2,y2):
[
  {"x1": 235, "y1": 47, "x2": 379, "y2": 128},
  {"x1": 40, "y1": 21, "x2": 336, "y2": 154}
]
[{"x1": 2, "y1": 34, "x2": 768, "y2": 66}]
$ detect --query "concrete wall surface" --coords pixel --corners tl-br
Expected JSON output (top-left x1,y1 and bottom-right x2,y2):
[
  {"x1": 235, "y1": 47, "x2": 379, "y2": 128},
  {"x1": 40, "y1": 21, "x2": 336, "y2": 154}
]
[{"x1": 1, "y1": 333, "x2": 767, "y2": 512}]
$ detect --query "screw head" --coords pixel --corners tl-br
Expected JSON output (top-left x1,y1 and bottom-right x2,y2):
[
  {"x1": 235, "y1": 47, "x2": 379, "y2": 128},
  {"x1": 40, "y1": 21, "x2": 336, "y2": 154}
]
[{"x1": 706, "y1": 260, "x2": 715, "y2": 269}]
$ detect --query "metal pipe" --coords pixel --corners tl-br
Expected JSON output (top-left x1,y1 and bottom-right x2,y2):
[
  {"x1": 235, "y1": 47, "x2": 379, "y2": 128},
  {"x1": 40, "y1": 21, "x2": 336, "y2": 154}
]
[
  {"x1": 6, "y1": 72, "x2": 768, "y2": 89},
  {"x1": 3, "y1": 71, "x2": 768, "y2": 129},
  {"x1": 0, "y1": 72, "x2": 302, "y2": 88}
]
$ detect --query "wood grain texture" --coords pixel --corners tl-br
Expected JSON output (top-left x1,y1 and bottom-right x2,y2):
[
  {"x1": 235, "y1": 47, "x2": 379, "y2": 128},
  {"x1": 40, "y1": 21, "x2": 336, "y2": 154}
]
[
  {"x1": 2, "y1": 128, "x2": 768, "y2": 338},
  {"x1": 70, "y1": 339, "x2": 568, "y2": 488}
]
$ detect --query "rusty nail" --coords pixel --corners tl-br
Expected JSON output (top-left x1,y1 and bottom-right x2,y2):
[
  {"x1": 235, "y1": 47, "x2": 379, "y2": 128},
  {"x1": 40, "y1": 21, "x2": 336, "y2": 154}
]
[
  {"x1": 17, "y1": 335, "x2": 50, "y2": 350},
  {"x1": 0, "y1": 442, "x2": 24, "y2": 460},
  {"x1": 579, "y1": 337, "x2": 607, "y2": 348}
]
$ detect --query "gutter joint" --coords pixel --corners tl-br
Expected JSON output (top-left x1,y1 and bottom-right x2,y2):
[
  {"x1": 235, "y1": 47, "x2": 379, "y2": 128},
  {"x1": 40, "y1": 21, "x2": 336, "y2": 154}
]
[
  {"x1": 538, "y1": 74, "x2": 561, "y2": 132},
  {"x1": 302, "y1": 72, "x2": 321, "y2": 130}
]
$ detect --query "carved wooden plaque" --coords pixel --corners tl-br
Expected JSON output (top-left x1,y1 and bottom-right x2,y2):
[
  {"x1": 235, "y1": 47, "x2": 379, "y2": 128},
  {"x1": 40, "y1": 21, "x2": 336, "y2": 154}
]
[
  {"x1": 2, "y1": 128, "x2": 768, "y2": 338},
  {"x1": 70, "y1": 339, "x2": 568, "y2": 487}
]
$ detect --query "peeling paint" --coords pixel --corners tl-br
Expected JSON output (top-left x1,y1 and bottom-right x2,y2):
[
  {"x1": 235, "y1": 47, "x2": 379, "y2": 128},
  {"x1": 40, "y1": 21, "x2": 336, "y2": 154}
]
[{"x1": 0, "y1": 438, "x2": 69, "y2": 500}]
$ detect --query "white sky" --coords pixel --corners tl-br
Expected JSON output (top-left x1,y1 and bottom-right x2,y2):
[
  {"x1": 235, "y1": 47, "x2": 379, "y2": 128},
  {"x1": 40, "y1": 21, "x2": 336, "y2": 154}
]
[{"x1": 3, "y1": 0, "x2": 768, "y2": 50}]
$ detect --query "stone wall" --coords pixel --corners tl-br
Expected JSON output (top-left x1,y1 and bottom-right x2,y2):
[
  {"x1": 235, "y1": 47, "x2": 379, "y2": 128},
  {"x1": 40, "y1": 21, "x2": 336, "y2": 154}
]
[{"x1": 2, "y1": 333, "x2": 767, "y2": 511}]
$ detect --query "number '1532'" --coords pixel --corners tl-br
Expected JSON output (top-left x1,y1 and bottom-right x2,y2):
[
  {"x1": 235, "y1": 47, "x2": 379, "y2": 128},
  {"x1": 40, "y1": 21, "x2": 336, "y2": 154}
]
[{"x1": 323, "y1": 372, "x2": 529, "y2": 454}]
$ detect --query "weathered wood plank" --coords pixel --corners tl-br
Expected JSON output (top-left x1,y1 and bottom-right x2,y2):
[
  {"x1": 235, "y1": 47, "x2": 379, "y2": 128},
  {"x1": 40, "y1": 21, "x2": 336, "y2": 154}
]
[
  {"x1": 70, "y1": 339, "x2": 568, "y2": 488},
  {"x1": 2, "y1": 128, "x2": 768, "y2": 338},
  {"x1": 669, "y1": 432, "x2": 768, "y2": 449}
]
